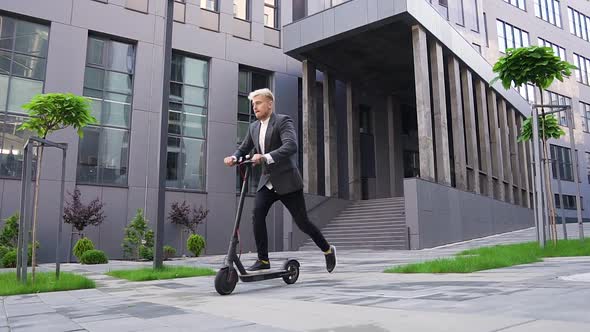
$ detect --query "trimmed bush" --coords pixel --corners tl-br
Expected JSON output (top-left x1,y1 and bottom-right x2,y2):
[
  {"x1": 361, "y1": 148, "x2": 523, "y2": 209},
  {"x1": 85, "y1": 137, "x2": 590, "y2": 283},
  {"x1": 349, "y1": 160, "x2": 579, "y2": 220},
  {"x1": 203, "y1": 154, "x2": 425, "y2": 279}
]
[
  {"x1": 80, "y1": 250, "x2": 108, "y2": 265},
  {"x1": 163, "y1": 245, "x2": 176, "y2": 260},
  {"x1": 0, "y1": 245, "x2": 9, "y2": 263},
  {"x1": 139, "y1": 245, "x2": 153, "y2": 261},
  {"x1": 1, "y1": 250, "x2": 17, "y2": 268},
  {"x1": 187, "y1": 234, "x2": 205, "y2": 257},
  {"x1": 73, "y1": 238, "x2": 94, "y2": 261}
]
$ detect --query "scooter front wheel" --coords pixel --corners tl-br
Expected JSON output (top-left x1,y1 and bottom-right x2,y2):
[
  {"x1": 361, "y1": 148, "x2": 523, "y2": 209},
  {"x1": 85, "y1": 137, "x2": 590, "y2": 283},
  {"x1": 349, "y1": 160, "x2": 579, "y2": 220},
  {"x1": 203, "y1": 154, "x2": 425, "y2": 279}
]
[
  {"x1": 282, "y1": 260, "x2": 300, "y2": 285},
  {"x1": 215, "y1": 267, "x2": 238, "y2": 295}
]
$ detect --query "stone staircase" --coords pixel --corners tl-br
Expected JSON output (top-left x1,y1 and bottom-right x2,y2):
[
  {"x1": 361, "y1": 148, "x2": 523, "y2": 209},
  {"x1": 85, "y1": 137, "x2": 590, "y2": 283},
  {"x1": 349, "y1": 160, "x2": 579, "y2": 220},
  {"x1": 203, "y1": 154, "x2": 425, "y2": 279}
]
[{"x1": 299, "y1": 197, "x2": 408, "y2": 251}]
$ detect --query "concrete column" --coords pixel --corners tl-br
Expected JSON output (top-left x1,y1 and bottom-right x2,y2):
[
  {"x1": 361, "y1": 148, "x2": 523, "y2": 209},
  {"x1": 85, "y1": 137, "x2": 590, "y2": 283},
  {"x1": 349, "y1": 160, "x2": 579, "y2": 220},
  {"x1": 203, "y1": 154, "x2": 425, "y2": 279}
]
[
  {"x1": 487, "y1": 89, "x2": 505, "y2": 201},
  {"x1": 517, "y1": 115, "x2": 531, "y2": 208},
  {"x1": 447, "y1": 57, "x2": 467, "y2": 191},
  {"x1": 428, "y1": 39, "x2": 451, "y2": 185},
  {"x1": 461, "y1": 67, "x2": 480, "y2": 194},
  {"x1": 412, "y1": 24, "x2": 435, "y2": 181},
  {"x1": 475, "y1": 79, "x2": 493, "y2": 197},
  {"x1": 302, "y1": 60, "x2": 318, "y2": 194},
  {"x1": 346, "y1": 81, "x2": 361, "y2": 200},
  {"x1": 498, "y1": 99, "x2": 514, "y2": 204},
  {"x1": 323, "y1": 72, "x2": 338, "y2": 197},
  {"x1": 387, "y1": 96, "x2": 404, "y2": 196},
  {"x1": 508, "y1": 107, "x2": 523, "y2": 206}
]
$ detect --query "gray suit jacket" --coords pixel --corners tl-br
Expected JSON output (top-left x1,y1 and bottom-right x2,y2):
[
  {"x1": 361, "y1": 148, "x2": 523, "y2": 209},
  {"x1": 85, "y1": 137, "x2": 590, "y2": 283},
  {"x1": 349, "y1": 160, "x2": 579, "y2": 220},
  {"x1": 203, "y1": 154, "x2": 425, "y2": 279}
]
[{"x1": 233, "y1": 112, "x2": 303, "y2": 195}]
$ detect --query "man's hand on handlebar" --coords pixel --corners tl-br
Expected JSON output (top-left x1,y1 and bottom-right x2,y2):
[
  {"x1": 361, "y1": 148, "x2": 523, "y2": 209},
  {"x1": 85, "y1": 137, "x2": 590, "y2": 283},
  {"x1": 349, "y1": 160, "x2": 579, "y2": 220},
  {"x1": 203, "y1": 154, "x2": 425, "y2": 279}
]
[
  {"x1": 251, "y1": 154, "x2": 266, "y2": 165},
  {"x1": 223, "y1": 156, "x2": 237, "y2": 167}
]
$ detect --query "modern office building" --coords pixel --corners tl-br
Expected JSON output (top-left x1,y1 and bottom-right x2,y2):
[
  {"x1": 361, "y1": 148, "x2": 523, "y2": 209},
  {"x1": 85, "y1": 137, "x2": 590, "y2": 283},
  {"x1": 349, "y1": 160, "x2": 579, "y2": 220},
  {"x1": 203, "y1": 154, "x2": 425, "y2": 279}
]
[{"x1": 0, "y1": 0, "x2": 587, "y2": 262}]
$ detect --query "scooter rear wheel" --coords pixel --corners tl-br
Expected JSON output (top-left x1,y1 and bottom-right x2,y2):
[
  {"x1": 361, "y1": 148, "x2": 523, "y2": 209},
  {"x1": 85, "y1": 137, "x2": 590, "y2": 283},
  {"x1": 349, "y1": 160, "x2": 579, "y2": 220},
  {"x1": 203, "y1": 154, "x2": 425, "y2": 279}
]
[
  {"x1": 282, "y1": 260, "x2": 300, "y2": 285},
  {"x1": 215, "y1": 267, "x2": 238, "y2": 295}
]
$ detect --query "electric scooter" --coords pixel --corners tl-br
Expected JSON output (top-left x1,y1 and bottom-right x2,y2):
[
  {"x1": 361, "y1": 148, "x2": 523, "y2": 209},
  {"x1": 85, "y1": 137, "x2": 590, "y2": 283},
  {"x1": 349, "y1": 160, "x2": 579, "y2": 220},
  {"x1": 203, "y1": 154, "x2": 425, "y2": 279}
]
[{"x1": 214, "y1": 155, "x2": 300, "y2": 296}]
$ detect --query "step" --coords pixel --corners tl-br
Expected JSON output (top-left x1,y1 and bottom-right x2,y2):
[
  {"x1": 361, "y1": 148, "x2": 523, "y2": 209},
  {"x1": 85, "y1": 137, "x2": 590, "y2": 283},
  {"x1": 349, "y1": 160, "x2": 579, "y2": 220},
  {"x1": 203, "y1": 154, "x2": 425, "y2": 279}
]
[
  {"x1": 344, "y1": 206, "x2": 405, "y2": 212},
  {"x1": 324, "y1": 222, "x2": 406, "y2": 228},
  {"x1": 339, "y1": 210, "x2": 405, "y2": 216},
  {"x1": 322, "y1": 229, "x2": 408, "y2": 235},
  {"x1": 321, "y1": 235, "x2": 408, "y2": 242},
  {"x1": 330, "y1": 218, "x2": 406, "y2": 224},
  {"x1": 334, "y1": 213, "x2": 406, "y2": 219},
  {"x1": 350, "y1": 203, "x2": 405, "y2": 208}
]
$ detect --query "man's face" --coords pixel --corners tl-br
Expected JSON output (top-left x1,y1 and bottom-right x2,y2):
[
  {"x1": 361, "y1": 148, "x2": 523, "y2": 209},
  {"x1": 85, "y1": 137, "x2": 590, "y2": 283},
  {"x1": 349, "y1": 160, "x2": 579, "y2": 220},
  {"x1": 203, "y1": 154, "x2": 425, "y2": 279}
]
[{"x1": 252, "y1": 95, "x2": 273, "y2": 120}]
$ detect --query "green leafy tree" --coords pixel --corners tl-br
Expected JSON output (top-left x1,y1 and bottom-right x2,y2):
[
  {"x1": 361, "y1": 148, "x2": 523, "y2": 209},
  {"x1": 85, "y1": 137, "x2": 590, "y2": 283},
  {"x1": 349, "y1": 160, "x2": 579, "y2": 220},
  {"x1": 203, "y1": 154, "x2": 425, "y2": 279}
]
[
  {"x1": 0, "y1": 213, "x2": 19, "y2": 248},
  {"x1": 122, "y1": 209, "x2": 154, "y2": 260},
  {"x1": 492, "y1": 46, "x2": 577, "y2": 244},
  {"x1": 19, "y1": 93, "x2": 95, "y2": 282}
]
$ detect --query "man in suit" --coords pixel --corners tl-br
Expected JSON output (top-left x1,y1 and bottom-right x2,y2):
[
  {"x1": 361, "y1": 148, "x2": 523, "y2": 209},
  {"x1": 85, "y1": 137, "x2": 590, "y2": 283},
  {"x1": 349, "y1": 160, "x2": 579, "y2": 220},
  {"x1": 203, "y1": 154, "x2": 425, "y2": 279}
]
[{"x1": 224, "y1": 88, "x2": 336, "y2": 273}]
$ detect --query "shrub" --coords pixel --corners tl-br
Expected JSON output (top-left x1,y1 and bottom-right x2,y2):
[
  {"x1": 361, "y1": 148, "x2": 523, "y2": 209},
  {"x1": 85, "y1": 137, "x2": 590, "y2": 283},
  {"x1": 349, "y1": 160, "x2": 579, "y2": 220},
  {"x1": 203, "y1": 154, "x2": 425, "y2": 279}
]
[
  {"x1": 1, "y1": 250, "x2": 17, "y2": 268},
  {"x1": 73, "y1": 238, "x2": 94, "y2": 261},
  {"x1": 0, "y1": 243, "x2": 37, "y2": 268},
  {"x1": 164, "y1": 245, "x2": 176, "y2": 260},
  {"x1": 139, "y1": 245, "x2": 153, "y2": 261},
  {"x1": 80, "y1": 250, "x2": 108, "y2": 265},
  {"x1": 122, "y1": 209, "x2": 153, "y2": 260},
  {"x1": 0, "y1": 213, "x2": 19, "y2": 248},
  {"x1": 0, "y1": 245, "x2": 9, "y2": 262},
  {"x1": 187, "y1": 234, "x2": 205, "y2": 257}
]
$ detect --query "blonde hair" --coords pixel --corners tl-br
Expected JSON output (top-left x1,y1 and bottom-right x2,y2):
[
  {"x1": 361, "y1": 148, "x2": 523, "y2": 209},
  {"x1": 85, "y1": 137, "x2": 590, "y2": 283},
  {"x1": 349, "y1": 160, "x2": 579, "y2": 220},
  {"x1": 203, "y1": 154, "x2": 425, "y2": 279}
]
[{"x1": 248, "y1": 88, "x2": 274, "y2": 102}]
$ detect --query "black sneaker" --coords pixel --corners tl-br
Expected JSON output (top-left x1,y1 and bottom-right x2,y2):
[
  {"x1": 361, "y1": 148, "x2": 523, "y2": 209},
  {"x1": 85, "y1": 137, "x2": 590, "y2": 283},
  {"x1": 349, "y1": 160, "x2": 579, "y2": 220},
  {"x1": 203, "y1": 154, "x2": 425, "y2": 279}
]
[
  {"x1": 325, "y1": 245, "x2": 336, "y2": 273},
  {"x1": 247, "y1": 260, "x2": 270, "y2": 271}
]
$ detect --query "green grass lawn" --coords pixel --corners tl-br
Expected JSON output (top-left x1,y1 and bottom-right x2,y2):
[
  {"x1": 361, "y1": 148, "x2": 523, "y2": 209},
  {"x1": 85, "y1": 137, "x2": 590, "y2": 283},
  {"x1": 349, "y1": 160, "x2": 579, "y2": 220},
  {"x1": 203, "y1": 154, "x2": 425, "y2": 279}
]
[
  {"x1": 106, "y1": 265, "x2": 216, "y2": 281},
  {"x1": 385, "y1": 239, "x2": 590, "y2": 273},
  {"x1": 0, "y1": 272, "x2": 95, "y2": 296}
]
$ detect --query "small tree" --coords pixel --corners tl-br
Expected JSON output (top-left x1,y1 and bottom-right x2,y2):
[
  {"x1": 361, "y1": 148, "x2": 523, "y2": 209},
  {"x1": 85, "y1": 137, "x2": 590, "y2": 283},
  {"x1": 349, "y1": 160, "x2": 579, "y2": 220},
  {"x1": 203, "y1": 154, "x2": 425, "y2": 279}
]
[
  {"x1": 168, "y1": 201, "x2": 208, "y2": 255},
  {"x1": 63, "y1": 189, "x2": 105, "y2": 237},
  {"x1": 0, "y1": 213, "x2": 19, "y2": 248},
  {"x1": 19, "y1": 93, "x2": 95, "y2": 282},
  {"x1": 168, "y1": 201, "x2": 208, "y2": 234},
  {"x1": 122, "y1": 209, "x2": 153, "y2": 260},
  {"x1": 492, "y1": 46, "x2": 577, "y2": 245}
]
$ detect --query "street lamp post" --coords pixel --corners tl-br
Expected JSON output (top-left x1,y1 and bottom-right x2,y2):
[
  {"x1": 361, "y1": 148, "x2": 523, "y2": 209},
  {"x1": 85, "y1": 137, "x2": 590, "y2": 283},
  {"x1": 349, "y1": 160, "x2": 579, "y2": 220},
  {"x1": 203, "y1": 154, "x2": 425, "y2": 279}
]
[{"x1": 154, "y1": 0, "x2": 174, "y2": 269}]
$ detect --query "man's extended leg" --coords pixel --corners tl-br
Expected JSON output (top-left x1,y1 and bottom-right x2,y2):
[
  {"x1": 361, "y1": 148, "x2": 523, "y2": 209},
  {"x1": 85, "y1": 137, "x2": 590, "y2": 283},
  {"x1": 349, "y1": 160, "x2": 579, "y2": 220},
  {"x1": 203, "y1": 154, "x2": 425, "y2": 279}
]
[
  {"x1": 280, "y1": 189, "x2": 337, "y2": 272},
  {"x1": 250, "y1": 187, "x2": 278, "y2": 270}
]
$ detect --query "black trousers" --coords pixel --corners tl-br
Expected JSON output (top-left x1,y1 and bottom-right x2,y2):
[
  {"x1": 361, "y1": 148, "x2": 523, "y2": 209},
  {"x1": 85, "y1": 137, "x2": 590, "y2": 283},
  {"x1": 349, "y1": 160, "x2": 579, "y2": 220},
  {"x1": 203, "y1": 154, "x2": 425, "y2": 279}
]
[{"x1": 253, "y1": 186, "x2": 330, "y2": 260}]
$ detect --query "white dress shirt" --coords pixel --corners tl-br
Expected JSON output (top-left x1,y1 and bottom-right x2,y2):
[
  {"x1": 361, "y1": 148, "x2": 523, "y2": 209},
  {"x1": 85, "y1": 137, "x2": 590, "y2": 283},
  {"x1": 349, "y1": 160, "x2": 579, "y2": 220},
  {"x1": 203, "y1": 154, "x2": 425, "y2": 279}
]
[{"x1": 259, "y1": 118, "x2": 275, "y2": 190}]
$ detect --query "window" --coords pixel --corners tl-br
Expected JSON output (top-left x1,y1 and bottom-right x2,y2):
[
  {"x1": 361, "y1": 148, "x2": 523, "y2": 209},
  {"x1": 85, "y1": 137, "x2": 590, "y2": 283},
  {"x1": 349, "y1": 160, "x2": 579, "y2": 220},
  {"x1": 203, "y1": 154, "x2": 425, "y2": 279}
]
[
  {"x1": 234, "y1": 0, "x2": 249, "y2": 20},
  {"x1": 292, "y1": 0, "x2": 306, "y2": 21},
  {"x1": 496, "y1": 20, "x2": 529, "y2": 53},
  {"x1": 77, "y1": 36, "x2": 135, "y2": 186},
  {"x1": 538, "y1": 38, "x2": 566, "y2": 61},
  {"x1": 555, "y1": 194, "x2": 581, "y2": 210},
  {"x1": 586, "y1": 152, "x2": 590, "y2": 183},
  {"x1": 236, "y1": 68, "x2": 270, "y2": 192},
  {"x1": 166, "y1": 54, "x2": 209, "y2": 190},
  {"x1": 200, "y1": 0, "x2": 217, "y2": 11},
  {"x1": 568, "y1": 7, "x2": 590, "y2": 42},
  {"x1": 264, "y1": 0, "x2": 279, "y2": 28},
  {"x1": 574, "y1": 53, "x2": 590, "y2": 85},
  {"x1": 457, "y1": 0, "x2": 465, "y2": 25},
  {"x1": 126, "y1": 0, "x2": 149, "y2": 13},
  {"x1": 403, "y1": 150, "x2": 420, "y2": 178},
  {"x1": 504, "y1": 0, "x2": 526, "y2": 11},
  {"x1": 543, "y1": 90, "x2": 571, "y2": 126},
  {"x1": 0, "y1": 15, "x2": 48, "y2": 178},
  {"x1": 534, "y1": 0, "x2": 562, "y2": 27},
  {"x1": 551, "y1": 145, "x2": 574, "y2": 182},
  {"x1": 581, "y1": 102, "x2": 590, "y2": 133},
  {"x1": 515, "y1": 83, "x2": 536, "y2": 103}
]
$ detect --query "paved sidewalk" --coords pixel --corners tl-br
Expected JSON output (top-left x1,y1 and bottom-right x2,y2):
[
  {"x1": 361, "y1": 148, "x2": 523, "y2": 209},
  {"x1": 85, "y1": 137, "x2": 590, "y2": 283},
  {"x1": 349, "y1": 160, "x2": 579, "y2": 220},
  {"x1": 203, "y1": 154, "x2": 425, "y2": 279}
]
[{"x1": 1, "y1": 224, "x2": 589, "y2": 332}]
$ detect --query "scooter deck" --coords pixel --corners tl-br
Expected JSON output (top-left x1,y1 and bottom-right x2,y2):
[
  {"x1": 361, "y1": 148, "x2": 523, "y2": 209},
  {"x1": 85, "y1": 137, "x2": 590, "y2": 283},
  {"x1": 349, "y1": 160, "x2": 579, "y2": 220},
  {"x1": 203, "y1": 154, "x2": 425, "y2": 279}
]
[{"x1": 239, "y1": 269, "x2": 292, "y2": 282}]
